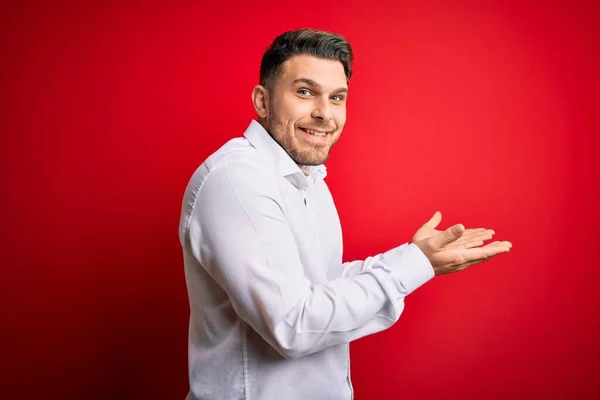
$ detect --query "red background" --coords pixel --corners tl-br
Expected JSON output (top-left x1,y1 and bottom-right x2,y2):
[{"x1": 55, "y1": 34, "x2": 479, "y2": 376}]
[{"x1": 1, "y1": 1, "x2": 599, "y2": 399}]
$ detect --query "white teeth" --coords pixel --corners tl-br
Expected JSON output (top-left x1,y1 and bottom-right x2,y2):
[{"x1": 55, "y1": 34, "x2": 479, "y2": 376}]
[{"x1": 305, "y1": 129, "x2": 325, "y2": 137}]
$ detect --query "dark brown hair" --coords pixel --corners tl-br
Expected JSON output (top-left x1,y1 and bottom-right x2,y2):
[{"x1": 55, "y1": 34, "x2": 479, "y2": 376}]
[{"x1": 259, "y1": 28, "x2": 353, "y2": 91}]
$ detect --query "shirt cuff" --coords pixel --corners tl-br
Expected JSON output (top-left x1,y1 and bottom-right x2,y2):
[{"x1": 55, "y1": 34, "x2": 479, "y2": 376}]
[{"x1": 382, "y1": 243, "x2": 435, "y2": 297}]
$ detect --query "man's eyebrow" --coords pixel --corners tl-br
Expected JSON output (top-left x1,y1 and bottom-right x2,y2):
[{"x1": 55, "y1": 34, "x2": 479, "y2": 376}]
[{"x1": 292, "y1": 77, "x2": 348, "y2": 94}]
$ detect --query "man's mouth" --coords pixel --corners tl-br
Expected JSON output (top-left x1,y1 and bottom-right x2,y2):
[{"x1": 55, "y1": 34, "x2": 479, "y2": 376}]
[{"x1": 298, "y1": 127, "x2": 329, "y2": 138}]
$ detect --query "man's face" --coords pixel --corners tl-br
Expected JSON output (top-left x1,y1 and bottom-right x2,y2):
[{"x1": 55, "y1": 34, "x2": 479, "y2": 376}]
[{"x1": 265, "y1": 54, "x2": 348, "y2": 166}]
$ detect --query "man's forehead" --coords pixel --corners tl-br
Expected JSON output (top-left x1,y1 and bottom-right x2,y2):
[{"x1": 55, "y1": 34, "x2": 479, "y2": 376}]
[{"x1": 280, "y1": 55, "x2": 347, "y2": 88}]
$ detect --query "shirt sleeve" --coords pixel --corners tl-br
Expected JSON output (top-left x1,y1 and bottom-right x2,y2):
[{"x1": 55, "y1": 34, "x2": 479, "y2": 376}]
[
  {"x1": 340, "y1": 245, "x2": 434, "y2": 279},
  {"x1": 185, "y1": 161, "x2": 434, "y2": 359},
  {"x1": 341, "y1": 259, "x2": 381, "y2": 278}
]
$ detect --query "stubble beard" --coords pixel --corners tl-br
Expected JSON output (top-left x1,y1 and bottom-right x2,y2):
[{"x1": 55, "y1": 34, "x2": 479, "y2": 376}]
[{"x1": 266, "y1": 103, "x2": 335, "y2": 167}]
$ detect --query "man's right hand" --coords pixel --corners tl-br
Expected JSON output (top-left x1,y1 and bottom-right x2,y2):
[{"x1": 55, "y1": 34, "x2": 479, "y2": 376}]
[{"x1": 414, "y1": 223, "x2": 512, "y2": 275}]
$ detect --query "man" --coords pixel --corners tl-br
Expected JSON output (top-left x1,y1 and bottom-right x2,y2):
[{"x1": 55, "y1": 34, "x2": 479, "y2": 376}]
[{"x1": 179, "y1": 28, "x2": 511, "y2": 400}]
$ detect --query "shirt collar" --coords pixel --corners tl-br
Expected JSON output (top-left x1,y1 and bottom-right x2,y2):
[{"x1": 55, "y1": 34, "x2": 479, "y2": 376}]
[{"x1": 243, "y1": 120, "x2": 327, "y2": 188}]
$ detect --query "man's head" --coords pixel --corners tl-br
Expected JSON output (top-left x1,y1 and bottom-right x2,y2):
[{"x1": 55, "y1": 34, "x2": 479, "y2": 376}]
[{"x1": 252, "y1": 29, "x2": 353, "y2": 167}]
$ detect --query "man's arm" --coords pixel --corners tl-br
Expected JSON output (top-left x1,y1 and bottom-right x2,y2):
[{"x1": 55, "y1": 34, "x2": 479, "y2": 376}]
[
  {"x1": 185, "y1": 161, "x2": 433, "y2": 359},
  {"x1": 341, "y1": 258, "x2": 391, "y2": 278},
  {"x1": 340, "y1": 215, "x2": 499, "y2": 279}
]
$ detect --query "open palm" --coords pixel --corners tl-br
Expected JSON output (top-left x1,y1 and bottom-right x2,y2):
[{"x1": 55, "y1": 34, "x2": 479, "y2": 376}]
[{"x1": 412, "y1": 211, "x2": 496, "y2": 250}]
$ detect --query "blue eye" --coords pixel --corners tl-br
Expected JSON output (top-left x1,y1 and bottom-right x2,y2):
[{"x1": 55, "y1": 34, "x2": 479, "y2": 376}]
[
  {"x1": 331, "y1": 95, "x2": 344, "y2": 102},
  {"x1": 298, "y1": 89, "x2": 312, "y2": 96}
]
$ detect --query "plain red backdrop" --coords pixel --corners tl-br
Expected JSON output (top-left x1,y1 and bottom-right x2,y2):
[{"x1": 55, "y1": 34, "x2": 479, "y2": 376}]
[{"x1": 1, "y1": 1, "x2": 599, "y2": 399}]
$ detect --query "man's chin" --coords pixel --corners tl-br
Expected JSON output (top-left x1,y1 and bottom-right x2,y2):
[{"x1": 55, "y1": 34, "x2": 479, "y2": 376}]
[{"x1": 292, "y1": 153, "x2": 329, "y2": 166}]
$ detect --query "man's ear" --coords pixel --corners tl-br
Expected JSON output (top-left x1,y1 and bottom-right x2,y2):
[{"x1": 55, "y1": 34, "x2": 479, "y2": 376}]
[{"x1": 251, "y1": 85, "x2": 269, "y2": 118}]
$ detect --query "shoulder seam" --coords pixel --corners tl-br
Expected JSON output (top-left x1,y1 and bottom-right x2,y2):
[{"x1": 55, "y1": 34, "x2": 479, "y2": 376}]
[{"x1": 183, "y1": 164, "x2": 211, "y2": 242}]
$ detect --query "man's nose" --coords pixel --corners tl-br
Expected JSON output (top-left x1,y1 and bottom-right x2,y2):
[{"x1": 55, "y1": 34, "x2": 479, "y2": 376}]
[{"x1": 311, "y1": 97, "x2": 333, "y2": 121}]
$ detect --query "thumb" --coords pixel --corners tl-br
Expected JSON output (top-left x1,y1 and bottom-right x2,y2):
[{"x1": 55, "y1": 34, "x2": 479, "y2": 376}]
[
  {"x1": 423, "y1": 211, "x2": 442, "y2": 228},
  {"x1": 431, "y1": 223, "x2": 465, "y2": 249}
]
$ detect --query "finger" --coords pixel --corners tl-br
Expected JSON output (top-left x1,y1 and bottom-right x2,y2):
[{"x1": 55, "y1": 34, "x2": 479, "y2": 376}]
[
  {"x1": 446, "y1": 239, "x2": 484, "y2": 250},
  {"x1": 465, "y1": 228, "x2": 493, "y2": 236},
  {"x1": 463, "y1": 228, "x2": 487, "y2": 234},
  {"x1": 431, "y1": 224, "x2": 465, "y2": 249},
  {"x1": 446, "y1": 234, "x2": 499, "y2": 249},
  {"x1": 452, "y1": 229, "x2": 494, "y2": 245},
  {"x1": 423, "y1": 211, "x2": 442, "y2": 229},
  {"x1": 455, "y1": 241, "x2": 512, "y2": 269},
  {"x1": 459, "y1": 244, "x2": 511, "y2": 262},
  {"x1": 483, "y1": 240, "x2": 512, "y2": 249}
]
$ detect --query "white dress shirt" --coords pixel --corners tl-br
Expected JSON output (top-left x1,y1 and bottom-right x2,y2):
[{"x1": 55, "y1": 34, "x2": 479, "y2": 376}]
[{"x1": 179, "y1": 120, "x2": 434, "y2": 400}]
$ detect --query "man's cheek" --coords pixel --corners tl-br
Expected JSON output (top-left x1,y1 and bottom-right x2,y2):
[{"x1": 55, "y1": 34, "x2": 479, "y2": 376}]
[{"x1": 295, "y1": 101, "x2": 314, "y2": 116}]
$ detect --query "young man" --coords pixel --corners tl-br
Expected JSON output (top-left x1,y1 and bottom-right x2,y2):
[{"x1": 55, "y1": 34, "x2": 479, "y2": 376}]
[{"x1": 179, "y1": 29, "x2": 511, "y2": 400}]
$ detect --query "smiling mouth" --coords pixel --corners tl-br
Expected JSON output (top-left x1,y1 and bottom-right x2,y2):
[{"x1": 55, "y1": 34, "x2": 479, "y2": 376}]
[{"x1": 298, "y1": 127, "x2": 330, "y2": 138}]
